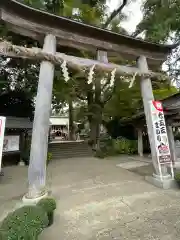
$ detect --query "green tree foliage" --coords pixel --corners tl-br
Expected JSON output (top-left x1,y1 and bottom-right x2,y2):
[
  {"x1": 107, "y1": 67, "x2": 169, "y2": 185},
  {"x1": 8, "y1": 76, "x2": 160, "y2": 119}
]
[
  {"x1": 134, "y1": 0, "x2": 180, "y2": 81},
  {"x1": 134, "y1": 0, "x2": 180, "y2": 43},
  {"x1": 104, "y1": 80, "x2": 142, "y2": 120},
  {"x1": 154, "y1": 86, "x2": 178, "y2": 100},
  {"x1": 104, "y1": 83, "x2": 177, "y2": 121},
  {"x1": 0, "y1": 90, "x2": 34, "y2": 119}
]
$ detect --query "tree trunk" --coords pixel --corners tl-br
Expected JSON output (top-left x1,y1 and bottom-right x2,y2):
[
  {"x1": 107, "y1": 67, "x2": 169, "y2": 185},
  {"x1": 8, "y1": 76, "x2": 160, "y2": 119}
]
[
  {"x1": 68, "y1": 98, "x2": 75, "y2": 141},
  {"x1": 87, "y1": 91, "x2": 96, "y2": 148},
  {"x1": 89, "y1": 119, "x2": 98, "y2": 149},
  {"x1": 94, "y1": 78, "x2": 102, "y2": 150},
  {"x1": 87, "y1": 82, "x2": 103, "y2": 150},
  {"x1": 94, "y1": 107, "x2": 102, "y2": 150},
  {"x1": 103, "y1": 0, "x2": 128, "y2": 28}
]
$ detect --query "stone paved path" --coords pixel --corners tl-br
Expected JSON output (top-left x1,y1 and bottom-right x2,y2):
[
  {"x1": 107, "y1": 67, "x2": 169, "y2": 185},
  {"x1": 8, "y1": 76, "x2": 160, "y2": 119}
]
[
  {"x1": 1, "y1": 156, "x2": 180, "y2": 239},
  {"x1": 41, "y1": 157, "x2": 180, "y2": 240}
]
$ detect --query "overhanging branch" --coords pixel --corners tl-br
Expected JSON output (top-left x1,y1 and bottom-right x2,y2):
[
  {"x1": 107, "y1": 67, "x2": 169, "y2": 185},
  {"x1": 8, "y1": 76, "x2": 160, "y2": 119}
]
[
  {"x1": 76, "y1": 93, "x2": 87, "y2": 101},
  {"x1": 103, "y1": 0, "x2": 128, "y2": 28},
  {"x1": 102, "y1": 85, "x2": 116, "y2": 104}
]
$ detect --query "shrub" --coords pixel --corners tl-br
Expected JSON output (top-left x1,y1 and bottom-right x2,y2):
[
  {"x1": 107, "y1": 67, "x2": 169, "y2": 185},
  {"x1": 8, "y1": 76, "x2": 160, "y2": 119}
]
[
  {"x1": 47, "y1": 152, "x2": 53, "y2": 164},
  {"x1": 0, "y1": 230, "x2": 8, "y2": 240},
  {"x1": 175, "y1": 172, "x2": 180, "y2": 181},
  {"x1": 0, "y1": 205, "x2": 48, "y2": 239},
  {"x1": 95, "y1": 137, "x2": 138, "y2": 158},
  {"x1": 37, "y1": 198, "x2": 56, "y2": 213},
  {"x1": 109, "y1": 138, "x2": 137, "y2": 155}
]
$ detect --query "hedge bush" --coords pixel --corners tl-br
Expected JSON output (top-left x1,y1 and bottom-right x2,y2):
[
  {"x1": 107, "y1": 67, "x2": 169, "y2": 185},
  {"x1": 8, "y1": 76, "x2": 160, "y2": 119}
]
[
  {"x1": 47, "y1": 152, "x2": 53, "y2": 164},
  {"x1": 37, "y1": 198, "x2": 56, "y2": 227},
  {"x1": 113, "y1": 137, "x2": 138, "y2": 155},
  {"x1": 37, "y1": 198, "x2": 56, "y2": 213},
  {"x1": 175, "y1": 172, "x2": 180, "y2": 181},
  {"x1": 0, "y1": 230, "x2": 8, "y2": 240},
  {"x1": 95, "y1": 137, "x2": 138, "y2": 158},
  {"x1": 0, "y1": 205, "x2": 48, "y2": 239}
]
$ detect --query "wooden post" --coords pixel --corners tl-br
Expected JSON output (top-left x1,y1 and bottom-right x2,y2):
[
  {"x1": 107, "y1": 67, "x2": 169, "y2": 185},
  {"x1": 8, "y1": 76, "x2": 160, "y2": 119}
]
[
  {"x1": 137, "y1": 128, "x2": 143, "y2": 157},
  {"x1": 23, "y1": 34, "x2": 56, "y2": 202},
  {"x1": 137, "y1": 56, "x2": 169, "y2": 178},
  {"x1": 167, "y1": 125, "x2": 177, "y2": 163}
]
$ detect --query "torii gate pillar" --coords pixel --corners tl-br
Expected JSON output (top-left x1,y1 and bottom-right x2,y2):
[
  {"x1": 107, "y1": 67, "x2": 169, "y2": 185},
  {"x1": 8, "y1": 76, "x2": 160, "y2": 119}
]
[
  {"x1": 23, "y1": 34, "x2": 56, "y2": 203},
  {"x1": 137, "y1": 56, "x2": 176, "y2": 189}
]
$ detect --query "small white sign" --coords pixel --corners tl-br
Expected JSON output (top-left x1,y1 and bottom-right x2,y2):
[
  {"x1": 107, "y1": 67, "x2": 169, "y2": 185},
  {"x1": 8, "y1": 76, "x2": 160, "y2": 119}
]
[{"x1": 3, "y1": 136, "x2": 20, "y2": 152}]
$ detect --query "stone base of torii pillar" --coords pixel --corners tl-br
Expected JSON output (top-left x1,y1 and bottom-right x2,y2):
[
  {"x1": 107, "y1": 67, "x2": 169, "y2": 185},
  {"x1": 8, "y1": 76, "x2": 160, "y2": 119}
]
[
  {"x1": 145, "y1": 174, "x2": 177, "y2": 189},
  {"x1": 22, "y1": 192, "x2": 49, "y2": 205}
]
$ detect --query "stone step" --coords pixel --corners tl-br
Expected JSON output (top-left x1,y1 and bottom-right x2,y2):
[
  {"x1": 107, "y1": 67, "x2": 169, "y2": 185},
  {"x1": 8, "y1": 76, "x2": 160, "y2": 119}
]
[
  {"x1": 48, "y1": 141, "x2": 93, "y2": 159},
  {"x1": 51, "y1": 150, "x2": 92, "y2": 155},
  {"x1": 51, "y1": 152, "x2": 93, "y2": 159},
  {"x1": 51, "y1": 150, "x2": 92, "y2": 154}
]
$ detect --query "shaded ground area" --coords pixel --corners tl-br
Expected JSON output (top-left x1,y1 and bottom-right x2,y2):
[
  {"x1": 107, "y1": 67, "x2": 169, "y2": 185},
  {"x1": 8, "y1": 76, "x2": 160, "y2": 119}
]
[
  {"x1": 0, "y1": 166, "x2": 28, "y2": 221},
  {"x1": 0, "y1": 156, "x2": 180, "y2": 239},
  {"x1": 129, "y1": 164, "x2": 154, "y2": 176},
  {"x1": 116, "y1": 155, "x2": 154, "y2": 176},
  {"x1": 125, "y1": 156, "x2": 154, "y2": 176}
]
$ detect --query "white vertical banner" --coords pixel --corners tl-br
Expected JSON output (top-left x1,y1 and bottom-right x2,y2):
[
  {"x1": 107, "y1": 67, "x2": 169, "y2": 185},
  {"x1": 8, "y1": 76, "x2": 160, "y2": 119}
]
[
  {"x1": 149, "y1": 101, "x2": 174, "y2": 180},
  {"x1": 0, "y1": 117, "x2": 6, "y2": 173}
]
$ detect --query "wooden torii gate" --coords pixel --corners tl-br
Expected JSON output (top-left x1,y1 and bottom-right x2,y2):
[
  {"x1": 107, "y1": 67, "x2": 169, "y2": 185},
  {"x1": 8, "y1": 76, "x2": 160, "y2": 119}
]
[{"x1": 0, "y1": 0, "x2": 176, "y2": 202}]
